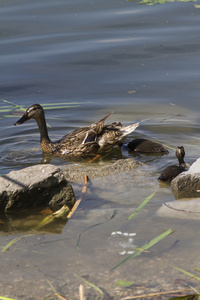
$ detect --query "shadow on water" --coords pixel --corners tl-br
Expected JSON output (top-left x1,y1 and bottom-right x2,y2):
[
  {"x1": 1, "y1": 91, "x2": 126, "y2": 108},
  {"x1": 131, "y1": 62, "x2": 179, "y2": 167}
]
[
  {"x1": 0, "y1": 208, "x2": 68, "y2": 235},
  {"x1": 41, "y1": 146, "x2": 124, "y2": 164}
]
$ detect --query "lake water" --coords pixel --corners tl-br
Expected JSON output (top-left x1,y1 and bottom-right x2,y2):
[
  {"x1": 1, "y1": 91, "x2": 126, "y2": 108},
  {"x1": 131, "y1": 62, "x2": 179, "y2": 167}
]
[{"x1": 1, "y1": 0, "x2": 200, "y2": 299}]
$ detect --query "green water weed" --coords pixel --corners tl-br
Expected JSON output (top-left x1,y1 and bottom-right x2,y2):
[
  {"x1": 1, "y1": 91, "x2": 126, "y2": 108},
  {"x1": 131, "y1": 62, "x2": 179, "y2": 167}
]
[
  {"x1": 127, "y1": 191, "x2": 156, "y2": 220},
  {"x1": 1, "y1": 234, "x2": 33, "y2": 253}
]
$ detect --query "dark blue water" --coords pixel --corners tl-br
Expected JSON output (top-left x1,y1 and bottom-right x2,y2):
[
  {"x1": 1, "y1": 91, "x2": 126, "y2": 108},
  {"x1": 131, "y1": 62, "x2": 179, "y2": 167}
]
[
  {"x1": 1, "y1": 0, "x2": 200, "y2": 108},
  {"x1": 1, "y1": 0, "x2": 200, "y2": 299}
]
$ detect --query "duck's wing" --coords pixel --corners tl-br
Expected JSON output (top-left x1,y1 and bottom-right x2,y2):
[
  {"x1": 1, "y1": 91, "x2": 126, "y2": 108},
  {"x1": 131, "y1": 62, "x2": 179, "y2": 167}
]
[
  {"x1": 57, "y1": 138, "x2": 100, "y2": 156},
  {"x1": 97, "y1": 122, "x2": 139, "y2": 148},
  {"x1": 61, "y1": 112, "x2": 113, "y2": 146},
  {"x1": 89, "y1": 112, "x2": 113, "y2": 134},
  {"x1": 61, "y1": 126, "x2": 94, "y2": 146}
]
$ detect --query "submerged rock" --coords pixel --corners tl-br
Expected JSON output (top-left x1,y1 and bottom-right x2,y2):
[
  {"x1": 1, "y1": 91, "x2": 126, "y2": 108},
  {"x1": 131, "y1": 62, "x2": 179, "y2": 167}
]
[
  {"x1": 0, "y1": 158, "x2": 143, "y2": 214},
  {"x1": 0, "y1": 164, "x2": 75, "y2": 212},
  {"x1": 171, "y1": 158, "x2": 200, "y2": 199},
  {"x1": 156, "y1": 199, "x2": 200, "y2": 220},
  {"x1": 63, "y1": 158, "x2": 144, "y2": 183},
  {"x1": 157, "y1": 158, "x2": 200, "y2": 220}
]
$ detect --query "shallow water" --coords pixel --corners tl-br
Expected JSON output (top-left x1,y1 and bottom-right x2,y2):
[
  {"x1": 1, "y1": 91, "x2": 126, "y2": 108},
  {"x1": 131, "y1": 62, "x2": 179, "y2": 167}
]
[{"x1": 1, "y1": 0, "x2": 200, "y2": 299}]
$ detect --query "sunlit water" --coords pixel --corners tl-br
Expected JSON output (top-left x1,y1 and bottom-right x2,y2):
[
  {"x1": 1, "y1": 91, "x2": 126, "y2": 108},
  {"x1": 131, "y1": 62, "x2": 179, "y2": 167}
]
[{"x1": 1, "y1": 0, "x2": 200, "y2": 299}]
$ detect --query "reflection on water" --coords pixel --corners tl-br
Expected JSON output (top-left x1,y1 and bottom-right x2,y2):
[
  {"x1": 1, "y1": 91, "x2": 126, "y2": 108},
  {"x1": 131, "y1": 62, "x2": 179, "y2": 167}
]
[
  {"x1": 109, "y1": 230, "x2": 137, "y2": 255},
  {"x1": 1, "y1": 0, "x2": 200, "y2": 298},
  {"x1": 0, "y1": 208, "x2": 67, "y2": 235}
]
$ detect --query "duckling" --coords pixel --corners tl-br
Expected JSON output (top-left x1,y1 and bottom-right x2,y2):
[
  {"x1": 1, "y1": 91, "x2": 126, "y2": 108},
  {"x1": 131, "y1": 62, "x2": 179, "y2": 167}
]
[
  {"x1": 128, "y1": 138, "x2": 168, "y2": 154},
  {"x1": 14, "y1": 104, "x2": 139, "y2": 157},
  {"x1": 158, "y1": 146, "x2": 186, "y2": 182}
]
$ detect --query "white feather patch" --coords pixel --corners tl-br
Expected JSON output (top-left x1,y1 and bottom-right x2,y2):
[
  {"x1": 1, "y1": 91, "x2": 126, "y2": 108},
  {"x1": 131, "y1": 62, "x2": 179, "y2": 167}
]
[{"x1": 120, "y1": 122, "x2": 139, "y2": 136}]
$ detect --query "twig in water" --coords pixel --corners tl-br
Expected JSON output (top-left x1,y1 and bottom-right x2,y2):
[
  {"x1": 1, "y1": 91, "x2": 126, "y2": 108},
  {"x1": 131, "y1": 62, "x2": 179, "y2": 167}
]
[
  {"x1": 35, "y1": 266, "x2": 68, "y2": 300},
  {"x1": 75, "y1": 273, "x2": 104, "y2": 300},
  {"x1": 68, "y1": 175, "x2": 88, "y2": 219},
  {"x1": 79, "y1": 284, "x2": 86, "y2": 300},
  {"x1": 121, "y1": 288, "x2": 194, "y2": 299},
  {"x1": 87, "y1": 154, "x2": 101, "y2": 163},
  {"x1": 34, "y1": 175, "x2": 88, "y2": 230}
]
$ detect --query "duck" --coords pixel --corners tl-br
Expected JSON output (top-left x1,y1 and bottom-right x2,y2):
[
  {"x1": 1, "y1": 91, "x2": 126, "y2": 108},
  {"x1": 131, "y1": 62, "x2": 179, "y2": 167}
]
[
  {"x1": 128, "y1": 138, "x2": 168, "y2": 154},
  {"x1": 14, "y1": 104, "x2": 139, "y2": 157},
  {"x1": 158, "y1": 146, "x2": 187, "y2": 182}
]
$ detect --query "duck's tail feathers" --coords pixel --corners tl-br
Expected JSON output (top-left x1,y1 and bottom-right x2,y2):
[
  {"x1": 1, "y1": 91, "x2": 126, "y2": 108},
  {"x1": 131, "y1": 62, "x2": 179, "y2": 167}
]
[
  {"x1": 98, "y1": 112, "x2": 113, "y2": 123},
  {"x1": 120, "y1": 122, "x2": 139, "y2": 137},
  {"x1": 90, "y1": 112, "x2": 113, "y2": 134}
]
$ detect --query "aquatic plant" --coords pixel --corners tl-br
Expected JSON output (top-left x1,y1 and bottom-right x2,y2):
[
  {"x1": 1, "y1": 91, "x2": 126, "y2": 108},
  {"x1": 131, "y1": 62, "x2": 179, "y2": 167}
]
[
  {"x1": 0, "y1": 297, "x2": 17, "y2": 300},
  {"x1": 0, "y1": 98, "x2": 82, "y2": 120},
  {"x1": 1, "y1": 234, "x2": 33, "y2": 253},
  {"x1": 129, "y1": 0, "x2": 197, "y2": 5},
  {"x1": 127, "y1": 191, "x2": 156, "y2": 220}
]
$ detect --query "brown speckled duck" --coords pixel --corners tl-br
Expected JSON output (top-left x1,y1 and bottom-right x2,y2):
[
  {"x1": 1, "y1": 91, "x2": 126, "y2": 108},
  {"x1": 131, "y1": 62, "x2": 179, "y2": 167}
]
[
  {"x1": 158, "y1": 146, "x2": 186, "y2": 182},
  {"x1": 14, "y1": 104, "x2": 139, "y2": 157}
]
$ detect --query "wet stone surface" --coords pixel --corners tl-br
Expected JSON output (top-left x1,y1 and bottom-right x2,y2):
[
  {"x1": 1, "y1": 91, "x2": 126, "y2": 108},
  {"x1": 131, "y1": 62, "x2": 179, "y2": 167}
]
[
  {"x1": 0, "y1": 164, "x2": 75, "y2": 212},
  {"x1": 0, "y1": 158, "x2": 143, "y2": 212},
  {"x1": 171, "y1": 158, "x2": 200, "y2": 199},
  {"x1": 62, "y1": 157, "x2": 144, "y2": 183}
]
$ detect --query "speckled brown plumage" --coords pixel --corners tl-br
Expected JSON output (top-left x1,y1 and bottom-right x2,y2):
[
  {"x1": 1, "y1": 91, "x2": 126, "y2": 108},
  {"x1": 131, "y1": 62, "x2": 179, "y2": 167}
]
[{"x1": 14, "y1": 104, "x2": 139, "y2": 157}]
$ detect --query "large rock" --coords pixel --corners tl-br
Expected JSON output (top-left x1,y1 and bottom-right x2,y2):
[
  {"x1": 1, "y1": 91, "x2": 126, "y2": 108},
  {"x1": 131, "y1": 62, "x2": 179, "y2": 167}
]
[
  {"x1": 171, "y1": 158, "x2": 200, "y2": 199},
  {"x1": 0, "y1": 164, "x2": 75, "y2": 212},
  {"x1": 0, "y1": 158, "x2": 143, "y2": 213}
]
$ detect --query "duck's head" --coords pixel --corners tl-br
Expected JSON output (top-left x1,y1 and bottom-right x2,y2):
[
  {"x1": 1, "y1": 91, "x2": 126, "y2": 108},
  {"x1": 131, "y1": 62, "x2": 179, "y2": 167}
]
[
  {"x1": 14, "y1": 104, "x2": 44, "y2": 126},
  {"x1": 176, "y1": 146, "x2": 185, "y2": 162}
]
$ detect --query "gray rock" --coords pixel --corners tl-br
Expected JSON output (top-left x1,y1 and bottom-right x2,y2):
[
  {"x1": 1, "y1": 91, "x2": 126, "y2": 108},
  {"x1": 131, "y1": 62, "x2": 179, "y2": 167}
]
[
  {"x1": 63, "y1": 158, "x2": 144, "y2": 183},
  {"x1": 156, "y1": 199, "x2": 200, "y2": 220},
  {"x1": 171, "y1": 158, "x2": 200, "y2": 199},
  {"x1": 0, "y1": 164, "x2": 75, "y2": 212},
  {"x1": 0, "y1": 158, "x2": 143, "y2": 213}
]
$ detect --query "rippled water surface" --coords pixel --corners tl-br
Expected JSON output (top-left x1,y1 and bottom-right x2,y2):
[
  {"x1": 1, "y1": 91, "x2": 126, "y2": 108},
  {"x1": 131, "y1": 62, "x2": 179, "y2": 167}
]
[{"x1": 1, "y1": 0, "x2": 200, "y2": 299}]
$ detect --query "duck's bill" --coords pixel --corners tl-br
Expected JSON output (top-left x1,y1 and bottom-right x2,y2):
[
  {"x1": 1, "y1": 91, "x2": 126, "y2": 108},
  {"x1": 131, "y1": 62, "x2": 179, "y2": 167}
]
[{"x1": 14, "y1": 112, "x2": 28, "y2": 126}]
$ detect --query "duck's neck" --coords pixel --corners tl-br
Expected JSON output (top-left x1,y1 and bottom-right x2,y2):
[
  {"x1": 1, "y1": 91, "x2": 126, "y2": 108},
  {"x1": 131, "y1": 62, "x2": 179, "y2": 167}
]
[
  {"x1": 35, "y1": 113, "x2": 54, "y2": 154},
  {"x1": 178, "y1": 156, "x2": 185, "y2": 167}
]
